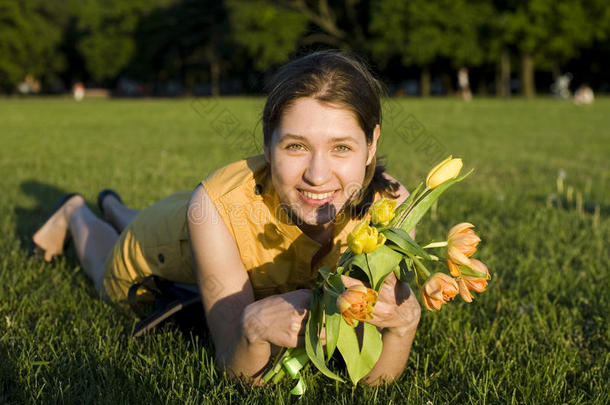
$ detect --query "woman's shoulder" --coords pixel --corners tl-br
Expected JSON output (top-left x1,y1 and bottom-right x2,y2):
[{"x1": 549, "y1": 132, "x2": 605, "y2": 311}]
[{"x1": 201, "y1": 154, "x2": 268, "y2": 201}]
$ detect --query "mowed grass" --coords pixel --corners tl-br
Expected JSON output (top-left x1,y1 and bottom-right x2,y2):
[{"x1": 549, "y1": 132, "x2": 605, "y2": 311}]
[{"x1": 1, "y1": 96, "x2": 609, "y2": 404}]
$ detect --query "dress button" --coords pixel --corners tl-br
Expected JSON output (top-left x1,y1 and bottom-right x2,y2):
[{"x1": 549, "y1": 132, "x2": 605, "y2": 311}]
[
  {"x1": 158, "y1": 254, "x2": 165, "y2": 264},
  {"x1": 254, "y1": 184, "x2": 263, "y2": 195}
]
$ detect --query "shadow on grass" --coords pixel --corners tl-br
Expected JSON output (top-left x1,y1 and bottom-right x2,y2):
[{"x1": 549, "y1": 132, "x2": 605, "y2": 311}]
[
  {"x1": 14, "y1": 180, "x2": 75, "y2": 247},
  {"x1": 0, "y1": 343, "x2": 20, "y2": 404}
]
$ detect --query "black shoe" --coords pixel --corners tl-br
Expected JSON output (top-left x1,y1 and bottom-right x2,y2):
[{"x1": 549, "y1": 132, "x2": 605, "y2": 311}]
[
  {"x1": 97, "y1": 189, "x2": 123, "y2": 218},
  {"x1": 30, "y1": 193, "x2": 81, "y2": 261}
]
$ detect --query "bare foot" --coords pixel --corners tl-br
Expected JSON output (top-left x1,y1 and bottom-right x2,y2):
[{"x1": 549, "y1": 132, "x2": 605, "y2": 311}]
[{"x1": 32, "y1": 195, "x2": 85, "y2": 262}]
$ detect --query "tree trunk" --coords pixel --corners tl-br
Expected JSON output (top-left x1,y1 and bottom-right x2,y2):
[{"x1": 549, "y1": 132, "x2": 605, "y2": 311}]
[
  {"x1": 521, "y1": 52, "x2": 535, "y2": 98},
  {"x1": 497, "y1": 49, "x2": 510, "y2": 98},
  {"x1": 210, "y1": 56, "x2": 220, "y2": 97},
  {"x1": 420, "y1": 67, "x2": 430, "y2": 97},
  {"x1": 441, "y1": 73, "x2": 454, "y2": 95}
]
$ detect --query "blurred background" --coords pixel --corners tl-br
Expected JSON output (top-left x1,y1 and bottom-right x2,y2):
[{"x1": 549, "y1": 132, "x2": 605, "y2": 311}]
[{"x1": 2, "y1": 0, "x2": 610, "y2": 99}]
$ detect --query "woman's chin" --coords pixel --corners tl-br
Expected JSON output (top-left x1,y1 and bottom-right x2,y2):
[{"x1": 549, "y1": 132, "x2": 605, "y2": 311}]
[{"x1": 292, "y1": 205, "x2": 342, "y2": 227}]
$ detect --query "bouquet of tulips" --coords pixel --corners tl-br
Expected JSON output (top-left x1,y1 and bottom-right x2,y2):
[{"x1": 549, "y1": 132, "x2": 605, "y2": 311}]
[{"x1": 262, "y1": 156, "x2": 491, "y2": 394}]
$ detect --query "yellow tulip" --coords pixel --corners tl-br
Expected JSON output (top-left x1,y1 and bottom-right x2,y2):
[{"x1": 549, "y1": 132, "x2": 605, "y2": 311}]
[
  {"x1": 347, "y1": 221, "x2": 387, "y2": 254},
  {"x1": 336, "y1": 285, "x2": 378, "y2": 326},
  {"x1": 446, "y1": 222, "x2": 481, "y2": 277},
  {"x1": 426, "y1": 156, "x2": 463, "y2": 189},
  {"x1": 421, "y1": 273, "x2": 459, "y2": 311},
  {"x1": 370, "y1": 198, "x2": 397, "y2": 226}
]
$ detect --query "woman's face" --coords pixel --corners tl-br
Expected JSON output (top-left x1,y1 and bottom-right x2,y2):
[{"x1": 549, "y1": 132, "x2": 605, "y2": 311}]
[{"x1": 265, "y1": 97, "x2": 379, "y2": 227}]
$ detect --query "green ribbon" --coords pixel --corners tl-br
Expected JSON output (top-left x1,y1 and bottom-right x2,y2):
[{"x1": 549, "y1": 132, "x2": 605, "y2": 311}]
[{"x1": 282, "y1": 347, "x2": 309, "y2": 395}]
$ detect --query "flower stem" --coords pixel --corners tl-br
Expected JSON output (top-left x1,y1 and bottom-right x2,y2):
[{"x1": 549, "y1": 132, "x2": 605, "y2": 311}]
[
  {"x1": 394, "y1": 189, "x2": 430, "y2": 229},
  {"x1": 423, "y1": 241, "x2": 448, "y2": 249}
]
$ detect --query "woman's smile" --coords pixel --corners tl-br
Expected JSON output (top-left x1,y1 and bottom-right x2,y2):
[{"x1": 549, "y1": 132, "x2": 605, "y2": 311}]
[{"x1": 297, "y1": 189, "x2": 338, "y2": 207}]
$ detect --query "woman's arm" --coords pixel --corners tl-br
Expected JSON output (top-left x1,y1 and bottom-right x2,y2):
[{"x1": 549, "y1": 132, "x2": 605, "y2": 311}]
[
  {"x1": 187, "y1": 185, "x2": 312, "y2": 382},
  {"x1": 187, "y1": 185, "x2": 267, "y2": 378},
  {"x1": 363, "y1": 276, "x2": 421, "y2": 385}
]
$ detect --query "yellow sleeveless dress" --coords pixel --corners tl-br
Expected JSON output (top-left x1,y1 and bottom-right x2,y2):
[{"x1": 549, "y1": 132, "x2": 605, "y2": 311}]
[{"x1": 102, "y1": 154, "x2": 372, "y2": 302}]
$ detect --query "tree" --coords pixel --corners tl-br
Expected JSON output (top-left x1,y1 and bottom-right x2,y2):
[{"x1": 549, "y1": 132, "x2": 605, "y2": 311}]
[
  {"x1": 370, "y1": 0, "x2": 490, "y2": 96},
  {"x1": 128, "y1": 0, "x2": 234, "y2": 95},
  {"x1": 70, "y1": 0, "x2": 166, "y2": 83},
  {"x1": 0, "y1": 0, "x2": 67, "y2": 92},
  {"x1": 503, "y1": 0, "x2": 604, "y2": 97},
  {"x1": 227, "y1": 0, "x2": 307, "y2": 71},
  {"x1": 227, "y1": 0, "x2": 377, "y2": 73}
]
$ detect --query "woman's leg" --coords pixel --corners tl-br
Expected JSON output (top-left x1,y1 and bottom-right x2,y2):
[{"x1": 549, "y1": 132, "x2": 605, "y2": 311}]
[
  {"x1": 33, "y1": 195, "x2": 118, "y2": 294},
  {"x1": 100, "y1": 194, "x2": 139, "y2": 233}
]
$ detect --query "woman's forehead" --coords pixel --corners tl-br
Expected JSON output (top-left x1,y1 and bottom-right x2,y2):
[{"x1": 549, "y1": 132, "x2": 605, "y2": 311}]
[{"x1": 275, "y1": 97, "x2": 365, "y2": 143}]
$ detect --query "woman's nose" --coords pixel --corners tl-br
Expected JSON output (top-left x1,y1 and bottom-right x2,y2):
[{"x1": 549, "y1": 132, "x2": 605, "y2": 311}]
[{"x1": 303, "y1": 152, "x2": 332, "y2": 185}]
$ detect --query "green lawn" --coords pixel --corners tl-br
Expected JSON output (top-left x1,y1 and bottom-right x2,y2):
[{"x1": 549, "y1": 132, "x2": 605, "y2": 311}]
[{"x1": 1, "y1": 97, "x2": 609, "y2": 404}]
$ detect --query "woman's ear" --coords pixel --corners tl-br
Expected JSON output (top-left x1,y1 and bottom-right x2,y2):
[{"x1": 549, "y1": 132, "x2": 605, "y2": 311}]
[{"x1": 366, "y1": 124, "x2": 381, "y2": 166}]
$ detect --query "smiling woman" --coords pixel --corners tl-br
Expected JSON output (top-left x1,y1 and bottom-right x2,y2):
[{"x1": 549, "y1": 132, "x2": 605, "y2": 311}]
[{"x1": 30, "y1": 50, "x2": 421, "y2": 386}]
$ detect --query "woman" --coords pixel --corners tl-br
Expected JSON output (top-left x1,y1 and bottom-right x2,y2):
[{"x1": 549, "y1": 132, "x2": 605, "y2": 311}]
[{"x1": 32, "y1": 50, "x2": 421, "y2": 385}]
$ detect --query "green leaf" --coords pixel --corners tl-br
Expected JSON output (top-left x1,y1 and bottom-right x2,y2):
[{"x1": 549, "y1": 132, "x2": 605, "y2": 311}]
[
  {"x1": 459, "y1": 265, "x2": 489, "y2": 279},
  {"x1": 305, "y1": 289, "x2": 345, "y2": 382},
  {"x1": 383, "y1": 228, "x2": 433, "y2": 260},
  {"x1": 399, "y1": 169, "x2": 473, "y2": 233},
  {"x1": 337, "y1": 321, "x2": 383, "y2": 385},
  {"x1": 325, "y1": 271, "x2": 345, "y2": 293},
  {"x1": 348, "y1": 253, "x2": 373, "y2": 283},
  {"x1": 366, "y1": 245, "x2": 404, "y2": 291},
  {"x1": 395, "y1": 258, "x2": 414, "y2": 283},
  {"x1": 338, "y1": 249, "x2": 355, "y2": 267},
  {"x1": 322, "y1": 293, "x2": 341, "y2": 360}
]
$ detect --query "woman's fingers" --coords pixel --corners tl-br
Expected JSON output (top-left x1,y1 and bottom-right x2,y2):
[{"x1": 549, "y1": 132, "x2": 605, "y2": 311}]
[{"x1": 340, "y1": 274, "x2": 365, "y2": 288}]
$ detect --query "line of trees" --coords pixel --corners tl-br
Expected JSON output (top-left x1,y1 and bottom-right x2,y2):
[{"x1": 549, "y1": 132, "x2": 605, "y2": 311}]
[{"x1": 1, "y1": 0, "x2": 609, "y2": 96}]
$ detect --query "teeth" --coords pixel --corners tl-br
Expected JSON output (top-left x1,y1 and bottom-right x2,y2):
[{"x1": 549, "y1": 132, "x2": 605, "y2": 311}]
[{"x1": 301, "y1": 190, "x2": 334, "y2": 200}]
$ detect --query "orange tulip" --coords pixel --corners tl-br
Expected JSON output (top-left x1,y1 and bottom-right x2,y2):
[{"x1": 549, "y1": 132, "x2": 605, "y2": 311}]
[
  {"x1": 336, "y1": 285, "x2": 378, "y2": 326},
  {"x1": 446, "y1": 222, "x2": 481, "y2": 276},
  {"x1": 456, "y1": 259, "x2": 491, "y2": 302},
  {"x1": 421, "y1": 273, "x2": 459, "y2": 311}
]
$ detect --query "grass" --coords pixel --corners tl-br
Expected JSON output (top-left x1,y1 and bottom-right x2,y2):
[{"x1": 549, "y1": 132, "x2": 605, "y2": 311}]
[{"x1": 1, "y1": 96, "x2": 609, "y2": 404}]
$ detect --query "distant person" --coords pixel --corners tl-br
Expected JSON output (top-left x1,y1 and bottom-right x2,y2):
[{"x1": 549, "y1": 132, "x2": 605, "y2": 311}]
[
  {"x1": 552, "y1": 73, "x2": 572, "y2": 100},
  {"x1": 574, "y1": 85, "x2": 594, "y2": 105},
  {"x1": 31, "y1": 50, "x2": 421, "y2": 385},
  {"x1": 73, "y1": 82, "x2": 85, "y2": 101},
  {"x1": 17, "y1": 74, "x2": 40, "y2": 95},
  {"x1": 458, "y1": 67, "x2": 472, "y2": 101}
]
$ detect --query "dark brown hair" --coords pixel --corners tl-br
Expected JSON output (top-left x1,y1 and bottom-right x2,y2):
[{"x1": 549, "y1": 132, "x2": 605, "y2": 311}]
[{"x1": 262, "y1": 50, "x2": 399, "y2": 219}]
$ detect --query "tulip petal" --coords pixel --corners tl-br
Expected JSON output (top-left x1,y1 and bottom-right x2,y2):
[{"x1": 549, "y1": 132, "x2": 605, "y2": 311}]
[
  {"x1": 447, "y1": 222, "x2": 475, "y2": 239},
  {"x1": 447, "y1": 245, "x2": 473, "y2": 267},
  {"x1": 457, "y1": 278, "x2": 473, "y2": 302},
  {"x1": 426, "y1": 156, "x2": 452, "y2": 185}
]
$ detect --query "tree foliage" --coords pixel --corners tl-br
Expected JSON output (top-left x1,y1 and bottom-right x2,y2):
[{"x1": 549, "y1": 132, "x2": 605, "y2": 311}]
[
  {"x1": 0, "y1": 0, "x2": 67, "y2": 91},
  {"x1": 227, "y1": 0, "x2": 307, "y2": 71},
  {"x1": 1, "y1": 0, "x2": 609, "y2": 94},
  {"x1": 370, "y1": 0, "x2": 492, "y2": 68}
]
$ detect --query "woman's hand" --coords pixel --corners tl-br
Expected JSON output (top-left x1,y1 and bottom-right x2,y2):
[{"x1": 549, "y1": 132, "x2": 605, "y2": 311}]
[
  {"x1": 243, "y1": 289, "x2": 313, "y2": 348},
  {"x1": 341, "y1": 272, "x2": 420, "y2": 335}
]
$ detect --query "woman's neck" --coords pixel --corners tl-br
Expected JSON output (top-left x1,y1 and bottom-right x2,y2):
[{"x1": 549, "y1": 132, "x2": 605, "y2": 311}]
[{"x1": 298, "y1": 222, "x2": 334, "y2": 246}]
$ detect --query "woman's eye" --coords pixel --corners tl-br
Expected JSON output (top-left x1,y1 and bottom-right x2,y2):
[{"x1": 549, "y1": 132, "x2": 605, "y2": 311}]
[
  {"x1": 286, "y1": 143, "x2": 304, "y2": 151},
  {"x1": 335, "y1": 145, "x2": 351, "y2": 152}
]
